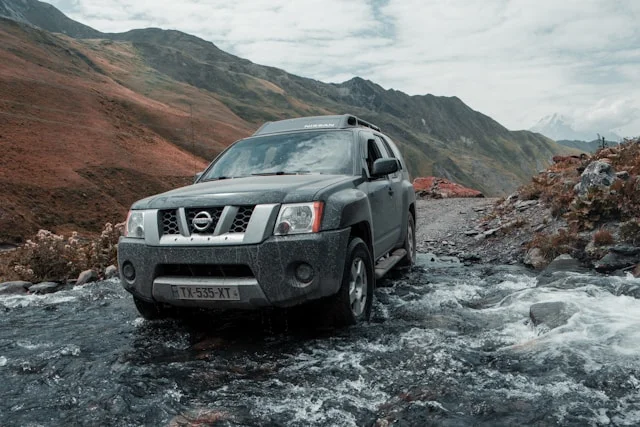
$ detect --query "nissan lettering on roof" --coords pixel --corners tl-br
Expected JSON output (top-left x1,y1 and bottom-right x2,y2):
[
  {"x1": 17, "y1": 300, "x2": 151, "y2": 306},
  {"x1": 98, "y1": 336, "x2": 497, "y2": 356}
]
[
  {"x1": 304, "y1": 123, "x2": 336, "y2": 129},
  {"x1": 252, "y1": 116, "x2": 349, "y2": 135}
]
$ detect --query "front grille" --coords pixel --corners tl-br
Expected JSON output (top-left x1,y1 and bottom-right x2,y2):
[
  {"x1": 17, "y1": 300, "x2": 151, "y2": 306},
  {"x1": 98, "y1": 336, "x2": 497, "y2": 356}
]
[
  {"x1": 230, "y1": 206, "x2": 254, "y2": 233},
  {"x1": 185, "y1": 207, "x2": 223, "y2": 234},
  {"x1": 159, "y1": 264, "x2": 254, "y2": 278},
  {"x1": 160, "y1": 210, "x2": 180, "y2": 235}
]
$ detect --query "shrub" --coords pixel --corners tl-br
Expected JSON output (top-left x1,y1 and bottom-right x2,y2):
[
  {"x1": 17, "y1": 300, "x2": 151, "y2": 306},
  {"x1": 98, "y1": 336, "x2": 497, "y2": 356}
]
[
  {"x1": 0, "y1": 222, "x2": 124, "y2": 283},
  {"x1": 527, "y1": 229, "x2": 581, "y2": 261},
  {"x1": 593, "y1": 229, "x2": 614, "y2": 246}
]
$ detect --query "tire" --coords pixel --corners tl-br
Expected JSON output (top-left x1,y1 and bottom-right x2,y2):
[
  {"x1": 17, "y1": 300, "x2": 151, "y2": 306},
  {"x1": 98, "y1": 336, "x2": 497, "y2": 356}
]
[
  {"x1": 133, "y1": 295, "x2": 173, "y2": 320},
  {"x1": 397, "y1": 212, "x2": 416, "y2": 268},
  {"x1": 325, "y1": 237, "x2": 374, "y2": 327}
]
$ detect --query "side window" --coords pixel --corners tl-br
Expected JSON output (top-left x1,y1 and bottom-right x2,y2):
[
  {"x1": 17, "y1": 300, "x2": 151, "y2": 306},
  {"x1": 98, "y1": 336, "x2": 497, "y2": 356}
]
[
  {"x1": 366, "y1": 138, "x2": 385, "y2": 173},
  {"x1": 377, "y1": 135, "x2": 402, "y2": 170}
]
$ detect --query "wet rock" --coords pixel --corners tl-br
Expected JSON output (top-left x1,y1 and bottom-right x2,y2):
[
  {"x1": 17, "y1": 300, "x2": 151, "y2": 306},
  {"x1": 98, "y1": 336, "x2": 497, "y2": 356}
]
[
  {"x1": 0, "y1": 281, "x2": 31, "y2": 294},
  {"x1": 460, "y1": 252, "x2": 481, "y2": 262},
  {"x1": 76, "y1": 269, "x2": 98, "y2": 286},
  {"x1": 610, "y1": 245, "x2": 640, "y2": 256},
  {"x1": 574, "y1": 160, "x2": 615, "y2": 198},
  {"x1": 615, "y1": 282, "x2": 640, "y2": 299},
  {"x1": 536, "y1": 255, "x2": 588, "y2": 287},
  {"x1": 104, "y1": 265, "x2": 118, "y2": 279},
  {"x1": 529, "y1": 301, "x2": 577, "y2": 329},
  {"x1": 595, "y1": 248, "x2": 640, "y2": 272},
  {"x1": 524, "y1": 248, "x2": 546, "y2": 269},
  {"x1": 29, "y1": 282, "x2": 62, "y2": 294},
  {"x1": 634, "y1": 264, "x2": 640, "y2": 278}
]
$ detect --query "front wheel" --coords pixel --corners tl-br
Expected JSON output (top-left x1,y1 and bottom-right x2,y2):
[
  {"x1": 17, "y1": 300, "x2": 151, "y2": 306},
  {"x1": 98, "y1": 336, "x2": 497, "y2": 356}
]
[
  {"x1": 325, "y1": 237, "x2": 374, "y2": 327},
  {"x1": 133, "y1": 296, "x2": 173, "y2": 320}
]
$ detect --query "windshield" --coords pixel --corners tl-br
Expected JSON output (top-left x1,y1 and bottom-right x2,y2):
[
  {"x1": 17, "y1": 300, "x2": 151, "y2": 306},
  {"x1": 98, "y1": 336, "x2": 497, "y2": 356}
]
[{"x1": 202, "y1": 130, "x2": 354, "y2": 180}]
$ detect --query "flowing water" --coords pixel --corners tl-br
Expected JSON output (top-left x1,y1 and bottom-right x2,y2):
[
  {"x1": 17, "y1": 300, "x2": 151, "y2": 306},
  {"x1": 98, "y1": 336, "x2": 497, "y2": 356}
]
[{"x1": 1, "y1": 254, "x2": 640, "y2": 426}]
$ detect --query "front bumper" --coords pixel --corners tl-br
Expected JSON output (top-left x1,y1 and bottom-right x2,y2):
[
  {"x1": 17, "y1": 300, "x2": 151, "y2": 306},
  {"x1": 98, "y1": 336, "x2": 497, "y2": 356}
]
[{"x1": 117, "y1": 228, "x2": 350, "y2": 309}]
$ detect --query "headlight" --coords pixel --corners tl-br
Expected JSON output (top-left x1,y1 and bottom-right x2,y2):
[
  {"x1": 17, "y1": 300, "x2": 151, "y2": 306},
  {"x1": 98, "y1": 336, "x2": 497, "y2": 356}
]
[
  {"x1": 274, "y1": 202, "x2": 324, "y2": 235},
  {"x1": 125, "y1": 210, "x2": 146, "y2": 239}
]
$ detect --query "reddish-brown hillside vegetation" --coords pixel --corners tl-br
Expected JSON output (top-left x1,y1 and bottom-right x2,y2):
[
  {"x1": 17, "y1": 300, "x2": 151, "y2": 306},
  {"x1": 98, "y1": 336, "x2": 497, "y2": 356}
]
[{"x1": 0, "y1": 19, "x2": 254, "y2": 242}]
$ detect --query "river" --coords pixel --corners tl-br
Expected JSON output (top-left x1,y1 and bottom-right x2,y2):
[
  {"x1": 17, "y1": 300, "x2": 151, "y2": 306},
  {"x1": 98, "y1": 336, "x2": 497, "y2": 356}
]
[{"x1": 1, "y1": 254, "x2": 639, "y2": 426}]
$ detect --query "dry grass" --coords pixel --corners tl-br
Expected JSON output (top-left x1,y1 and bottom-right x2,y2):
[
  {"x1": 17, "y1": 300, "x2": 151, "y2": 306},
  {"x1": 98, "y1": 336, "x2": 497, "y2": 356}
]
[
  {"x1": 0, "y1": 222, "x2": 123, "y2": 282},
  {"x1": 527, "y1": 229, "x2": 582, "y2": 261},
  {"x1": 593, "y1": 229, "x2": 614, "y2": 246}
]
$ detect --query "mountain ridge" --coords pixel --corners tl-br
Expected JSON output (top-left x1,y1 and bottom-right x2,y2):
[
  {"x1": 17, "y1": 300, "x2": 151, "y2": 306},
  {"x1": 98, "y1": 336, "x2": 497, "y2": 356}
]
[{"x1": 0, "y1": 0, "x2": 577, "y2": 242}]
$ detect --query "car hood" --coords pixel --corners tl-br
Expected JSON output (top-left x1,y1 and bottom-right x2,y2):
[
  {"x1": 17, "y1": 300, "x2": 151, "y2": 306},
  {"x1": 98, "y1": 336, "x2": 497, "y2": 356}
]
[{"x1": 132, "y1": 174, "x2": 356, "y2": 209}]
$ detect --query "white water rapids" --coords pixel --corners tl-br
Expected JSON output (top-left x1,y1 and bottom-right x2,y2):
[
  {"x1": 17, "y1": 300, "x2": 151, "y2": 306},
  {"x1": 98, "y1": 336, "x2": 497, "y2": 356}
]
[{"x1": 1, "y1": 257, "x2": 639, "y2": 426}]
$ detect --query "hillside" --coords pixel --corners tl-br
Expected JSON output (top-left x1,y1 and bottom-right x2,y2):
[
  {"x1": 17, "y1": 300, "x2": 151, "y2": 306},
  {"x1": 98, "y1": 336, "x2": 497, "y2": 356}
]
[
  {"x1": 0, "y1": 0, "x2": 575, "y2": 243},
  {"x1": 556, "y1": 139, "x2": 616, "y2": 153}
]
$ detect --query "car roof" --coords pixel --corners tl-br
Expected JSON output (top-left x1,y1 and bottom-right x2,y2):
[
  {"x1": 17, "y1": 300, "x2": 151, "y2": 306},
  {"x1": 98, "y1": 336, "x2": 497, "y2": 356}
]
[{"x1": 253, "y1": 114, "x2": 381, "y2": 136}]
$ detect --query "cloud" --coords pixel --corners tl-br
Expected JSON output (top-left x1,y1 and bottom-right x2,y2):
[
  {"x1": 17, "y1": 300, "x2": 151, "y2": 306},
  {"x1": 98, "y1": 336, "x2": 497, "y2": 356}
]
[{"x1": 48, "y1": 0, "x2": 640, "y2": 136}]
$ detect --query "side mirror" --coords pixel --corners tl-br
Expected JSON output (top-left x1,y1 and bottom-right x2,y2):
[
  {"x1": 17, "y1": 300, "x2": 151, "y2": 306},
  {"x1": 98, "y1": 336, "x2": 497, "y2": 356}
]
[
  {"x1": 371, "y1": 158, "x2": 399, "y2": 177},
  {"x1": 193, "y1": 172, "x2": 204, "y2": 184}
]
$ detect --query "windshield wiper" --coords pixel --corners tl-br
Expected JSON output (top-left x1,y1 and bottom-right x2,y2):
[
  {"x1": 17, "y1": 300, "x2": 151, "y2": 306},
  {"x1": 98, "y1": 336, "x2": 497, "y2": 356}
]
[
  {"x1": 202, "y1": 176, "x2": 235, "y2": 182},
  {"x1": 251, "y1": 171, "x2": 311, "y2": 176}
]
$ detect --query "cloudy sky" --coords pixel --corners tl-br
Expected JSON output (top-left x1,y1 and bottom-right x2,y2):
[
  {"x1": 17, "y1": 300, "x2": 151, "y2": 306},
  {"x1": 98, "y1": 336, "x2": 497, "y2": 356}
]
[{"x1": 49, "y1": 0, "x2": 640, "y2": 138}]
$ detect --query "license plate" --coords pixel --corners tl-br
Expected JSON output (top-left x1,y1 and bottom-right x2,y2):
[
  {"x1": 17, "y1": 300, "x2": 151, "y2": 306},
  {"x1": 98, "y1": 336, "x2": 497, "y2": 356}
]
[{"x1": 172, "y1": 285, "x2": 240, "y2": 301}]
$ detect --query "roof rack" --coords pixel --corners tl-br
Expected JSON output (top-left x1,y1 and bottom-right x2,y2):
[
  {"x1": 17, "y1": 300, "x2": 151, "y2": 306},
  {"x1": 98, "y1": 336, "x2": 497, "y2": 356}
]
[{"x1": 253, "y1": 114, "x2": 382, "y2": 136}]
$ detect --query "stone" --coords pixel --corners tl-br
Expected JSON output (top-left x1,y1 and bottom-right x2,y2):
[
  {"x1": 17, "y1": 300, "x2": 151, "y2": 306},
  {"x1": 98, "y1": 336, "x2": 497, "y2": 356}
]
[
  {"x1": 633, "y1": 264, "x2": 640, "y2": 278},
  {"x1": 524, "y1": 248, "x2": 547, "y2": 269},
  {"x1": 530, "y1": 301, "x2": 577, "y2": 329},
  {"x1": 616, "y1": 171, "x2": 630, "y2": 180},
  {"x1": 514, "y1": 200, "x2": 538, "y2": 210},
  {"x1": 464, "y1": 230, "x2": 479, "y2": 236},
  {"x1": 76, "y1": 269, "x2": 98, "y2": 286},
  {"x1": 536, "y1": 255, "x2": 588, "y2": 287},
  {"x1": 609, "y1": 245, "x2": 640, "y2": 256},
  {"x1": 460, "y1": 252, "x2": 481, "y2": 262},
  {"x1": 595, "y1": 249, "x2": 640, "y2": 272},
  {"x1": 574, "y1": 160, "x2": 616, "y2": 198},
  {"x1": 29, "y1": 282, "x2": 62, "y2": 294},
  {"x1": 0, "y1": 281, "x2": 31, "y2": 295},
  {"x1": 104, "y1": 265, "x2": 119, "y2": 279}
]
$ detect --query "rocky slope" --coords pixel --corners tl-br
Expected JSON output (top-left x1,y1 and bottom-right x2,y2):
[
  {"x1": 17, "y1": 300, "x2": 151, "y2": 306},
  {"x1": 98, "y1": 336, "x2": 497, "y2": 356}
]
[{"x1": 418, "y1": 138, "x2": 640, "y2": 277}]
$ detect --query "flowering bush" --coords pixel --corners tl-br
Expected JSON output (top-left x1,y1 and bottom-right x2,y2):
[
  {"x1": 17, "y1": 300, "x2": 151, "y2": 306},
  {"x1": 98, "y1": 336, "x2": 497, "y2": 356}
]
[{"x1": 0, "y1": 222, "x2": 124, "y2": 282}]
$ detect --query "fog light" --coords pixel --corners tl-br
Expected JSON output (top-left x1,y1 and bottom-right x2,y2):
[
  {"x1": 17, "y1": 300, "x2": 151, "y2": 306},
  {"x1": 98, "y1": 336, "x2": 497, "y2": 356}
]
[
  {"x1": 295, "y1": 263, "x2": 314, "y2": 283},
  {"x1": 122, "y1": 261, "x2": 136, "y2": 281}
]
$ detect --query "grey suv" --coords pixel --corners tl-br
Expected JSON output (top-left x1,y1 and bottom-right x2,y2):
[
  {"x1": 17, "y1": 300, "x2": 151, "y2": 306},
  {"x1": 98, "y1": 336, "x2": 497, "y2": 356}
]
[{"x1": 118, "y1": 115, "x2": 416, "y2": 326}]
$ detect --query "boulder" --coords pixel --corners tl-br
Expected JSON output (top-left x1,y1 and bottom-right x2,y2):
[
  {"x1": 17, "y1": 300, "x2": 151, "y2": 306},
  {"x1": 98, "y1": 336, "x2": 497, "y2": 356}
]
[
  {"x1": 76, "y1": 269, "x2": 98, "y2": 286},
  {"x1": 524, "y1": 248, "x2": 546, "y2": 269},
  {"x1": 530, "y1": 301, "x2": 577, "y2": 329},
  {"x1": 29, "y1": 282, "x2": 62, "y2": 294},
  {"x1": 609, "y1": 245, "x2": 640, "y2": 256},
  {"x1": 537, "y1": 255, "x2": 588, "y2": 287},
  {"x1": 413, "y1": 177, "x2": 483, "y2": 198},
  {"x1": 574, "y1": 161, "x2": 616, "y2": 198},
  {"x1": 634, "y1": 264, "x2": 640, "y2": 278},
  {"x1": 595, "y1": 247, "x2": 640, "y2": 272},
  {"x1": 0, "y1": 281, "x2": 31, "y2": 295},
  {"x1": 104, "y1": 265, "x2": 119, "y2": 279}
]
